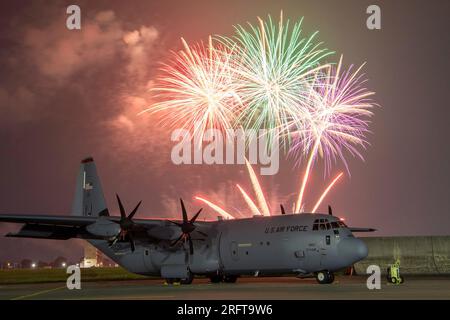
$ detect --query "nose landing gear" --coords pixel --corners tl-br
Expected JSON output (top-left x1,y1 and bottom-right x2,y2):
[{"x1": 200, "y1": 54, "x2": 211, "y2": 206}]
[{"x1": 315, "y1": 270, "x2": 335, "y2": 284}]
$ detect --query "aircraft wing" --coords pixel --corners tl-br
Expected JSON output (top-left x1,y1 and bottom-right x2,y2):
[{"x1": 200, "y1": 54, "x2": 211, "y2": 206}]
[
  {"x1": 0, "y1": 214, "x2": 100, "y2": 226},
  {"x1": 0, "y1": 214, "x2": 97, "y2": 240},
  {"x1": 0, "y1": 214, "x2": 183, "y2": 241},
  {"x1": 349, "y1": 227, "x2": 376, "y2": 232}
]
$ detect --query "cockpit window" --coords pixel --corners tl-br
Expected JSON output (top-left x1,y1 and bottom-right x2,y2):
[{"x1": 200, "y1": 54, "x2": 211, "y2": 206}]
[
  {"x1": 312, "y1": 218, "x2": 345, "y2": 231},
  {"x1": 338, "y1": 221, "x2": 348, "y2": 228}
]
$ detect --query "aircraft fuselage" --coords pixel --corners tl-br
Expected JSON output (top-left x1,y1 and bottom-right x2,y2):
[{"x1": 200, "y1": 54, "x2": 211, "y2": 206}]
[{"x1": 92, "y1": 213, "x2": 368, "y2": 279}]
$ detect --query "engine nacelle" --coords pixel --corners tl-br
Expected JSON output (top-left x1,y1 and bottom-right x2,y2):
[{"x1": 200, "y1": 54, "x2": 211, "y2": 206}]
[{"x1": 86, "y1": 218, "x2": 120, "y2": 239}]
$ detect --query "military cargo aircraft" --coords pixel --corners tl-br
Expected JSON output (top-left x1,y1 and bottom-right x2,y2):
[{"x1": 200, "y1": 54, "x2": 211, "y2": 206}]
[{"x1": 0, "y1": 157, "x2": 375, "y2": 284}]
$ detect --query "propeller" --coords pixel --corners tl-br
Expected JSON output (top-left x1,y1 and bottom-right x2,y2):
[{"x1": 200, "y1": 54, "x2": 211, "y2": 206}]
[
  {"x1": 170, "y1": 199, "x2": 206, "y2": 255},
  {"x1": 109, "y1": 194, "x2": 142, "y2": 252},
  {"x1": 280, "y1": 204, "x2": 286, "y2": 215},
  {"x1": 328, "y1": 205, "x2": 333, "y2": 216}
]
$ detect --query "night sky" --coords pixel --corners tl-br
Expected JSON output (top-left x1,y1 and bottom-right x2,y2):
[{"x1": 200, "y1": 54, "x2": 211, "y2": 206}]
[{"x1": 0, "y1": 0, "x2": 449, "y2": 263}]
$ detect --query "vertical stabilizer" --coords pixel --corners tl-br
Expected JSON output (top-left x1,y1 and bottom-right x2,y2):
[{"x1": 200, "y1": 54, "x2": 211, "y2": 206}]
[{"x1": 71, "y1": 157, "x2": 109, "y2": 217}]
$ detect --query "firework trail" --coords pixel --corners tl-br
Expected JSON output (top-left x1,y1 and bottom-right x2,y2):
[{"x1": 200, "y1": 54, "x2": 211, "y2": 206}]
[
  {"x1": 236, "y1": 184, "x2": 262, "y2": 216},
  {"x1": 311, "y1": 172, "x2": 343, "y2": 213},
  {"x1": 216, "y1": 11, "x2": 333, "y2": 148},
  {"x1": 194, "y1": 196, "x2": 235, "y2": 220},
  {"x1": 293, "y1": 55, "x2": 375, "y2": 212},
  {"x1": 245, "y1": 158, "x2": 271, "y2": 216},
  {"x1": 139, "y1": 36, "x2": 241, "y2": 143}
]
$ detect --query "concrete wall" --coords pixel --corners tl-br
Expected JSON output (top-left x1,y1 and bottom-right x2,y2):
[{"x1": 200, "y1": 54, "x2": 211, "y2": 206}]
[{"x1": 354, "y1": 236, "x2": 450, "y2": 275}]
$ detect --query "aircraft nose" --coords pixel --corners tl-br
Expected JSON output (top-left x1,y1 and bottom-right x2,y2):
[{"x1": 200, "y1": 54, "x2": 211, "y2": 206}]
[{"x1": 338, "y1": 238, "x2": 368, "y2": 263}]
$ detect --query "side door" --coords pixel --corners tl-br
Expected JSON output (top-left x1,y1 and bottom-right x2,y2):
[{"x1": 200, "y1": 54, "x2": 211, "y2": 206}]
[
  {"x1": 230, "y1": 241, "x2": 239, "y2": 261},
  {"x1": 142, "y1": 246, "x2": 156, "y2": 272},
  {"x1": 303, "y1": 242, "x2": 321, "y2": 270}
]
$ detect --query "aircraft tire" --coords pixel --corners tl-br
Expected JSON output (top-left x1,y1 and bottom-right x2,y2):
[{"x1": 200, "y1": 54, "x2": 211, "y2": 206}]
[
  {"x1": 180, "y1": 272, "x2": 194, "y2": 285},
  {"x1": 315, "y1": 271, "x2": 329, "y2": 284},
  {"x1": 327, "y1": 272, "x2": 335, "y2": 284},
  {"x1": 315, "y1": 271, "x2": 334, "y2": 284},
  {"x1": 223, "y1": 275, "x2": 238, "y2": 283}
]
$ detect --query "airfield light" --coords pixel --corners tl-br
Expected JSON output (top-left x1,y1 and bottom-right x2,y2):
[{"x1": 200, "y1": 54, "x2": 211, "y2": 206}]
[
  {"x1": 62, "y1": 262, "x2": 67, "y2": 267},
  {"x1": 31, "y1": 263, "x2": 36, "y2": 268}
]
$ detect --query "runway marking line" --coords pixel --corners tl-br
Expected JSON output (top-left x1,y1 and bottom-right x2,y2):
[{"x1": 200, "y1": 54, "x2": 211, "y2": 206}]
[{"x1": 11, "y1": 285, "x2": 66, "y2": 300}]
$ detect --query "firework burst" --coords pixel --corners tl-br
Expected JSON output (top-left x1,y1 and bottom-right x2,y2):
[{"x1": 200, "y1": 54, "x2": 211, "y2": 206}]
[
  {"x1": 139, "y1": 36, "x2": 242, "y2": 143},
  {"x1": 217, "y1": 11, "x2": 333, "y2": 148},
  {"x1": 293, "y1": 55, "x2": 375, "y2": 212},
  {"x1": 143, "y1": 13, "x2": 378, "y2": 216}
]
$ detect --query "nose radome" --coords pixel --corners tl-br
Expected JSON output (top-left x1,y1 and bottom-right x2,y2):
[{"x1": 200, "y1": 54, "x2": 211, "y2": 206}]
[
  {"x1": 355, "y1": 238, "x2": 368, "y2": 260},
  {"x1": 338, "y1": 238, "x2": 368, "y2": 263}
]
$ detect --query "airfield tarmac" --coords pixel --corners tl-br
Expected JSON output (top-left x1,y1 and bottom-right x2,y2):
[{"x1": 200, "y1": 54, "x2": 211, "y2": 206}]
[{"x1": 1, "y1": 276, "x2": 449, "y2": 300}]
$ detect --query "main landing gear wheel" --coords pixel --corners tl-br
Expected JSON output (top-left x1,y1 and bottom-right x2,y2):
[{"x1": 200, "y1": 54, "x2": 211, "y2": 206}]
[
  {"x1": 209, "y1": 275, "x2": 223, "y2": 283},
  {"x1": 223, "y1": 275, "x2": 238, "y2": 283},
  {"x1": 165, "y1": 278, "x2": 177, "y2": 284},
  {"x1": 316, "y1": 271, "x2": 334, "y2": 284},
  {"x1": 165, "y1": 274, "x2": 193, "y2": 285},
  {"x1": 180, "y1": 271, "x2": 194, "y2": 285}
]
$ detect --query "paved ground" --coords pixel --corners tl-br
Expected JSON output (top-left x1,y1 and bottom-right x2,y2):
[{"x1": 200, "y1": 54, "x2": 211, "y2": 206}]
[{"x1": 1, "y1": 276, "x2": 449, "y2": 300}]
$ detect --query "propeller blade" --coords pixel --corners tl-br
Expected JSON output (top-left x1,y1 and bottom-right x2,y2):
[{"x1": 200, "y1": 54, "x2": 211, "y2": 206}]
[
  {"x1": 109, "y1": 234, "x2": 119, "y2": 247},
  {"x1": 196, "y1": 230, "x2": 208, "y2": 237},
  {"x1": 280, "y1": 204, "x2": 286, "y2": 215},
  {"x1": 129, "y1": 235, "x2": 136, "y2": 252},
  {"x1": 168, "y1": 220, "x2": 182, "y2": 227},
  {"x1": 180, "y1": 198, "x2": 188, "y2": 223},
  {"x1": 171, "y1": 234, "x2": 183, "y2": 247},
  {"x1": 190, "y1": 208, "x2": 203, "y2": 223},
  {"x1": 328, "y1": 205, "x2": 333, "y2": 216},
  {"x1": 188, "y1": 235, "x2": 194, "y2": 255},
  {"x1": 116, "y1": 194, "x2": 126, "y2": 219},
  {"x1": 128, "y1": 200, "x2": 142, "y2": 219}
]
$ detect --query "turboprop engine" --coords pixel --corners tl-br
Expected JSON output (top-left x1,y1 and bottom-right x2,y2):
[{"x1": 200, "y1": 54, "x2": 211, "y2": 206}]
[{"x1": 86, "y1": 217, "x2": 121, "y2": 239}]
